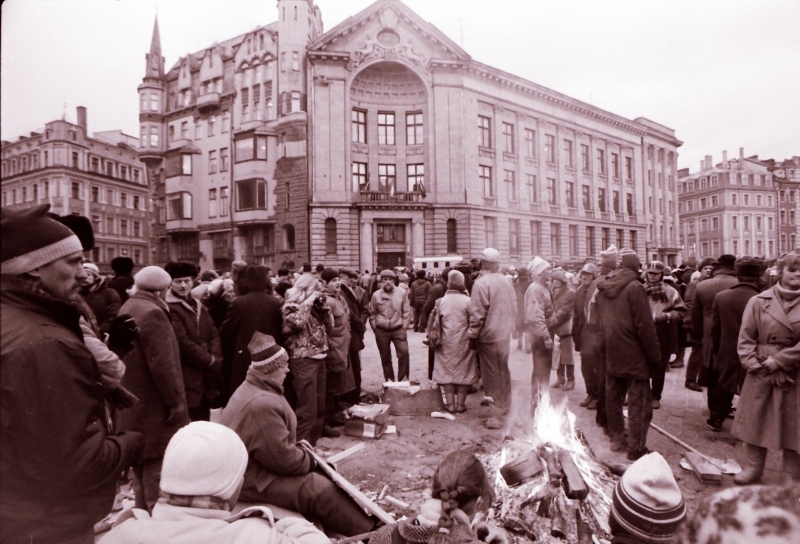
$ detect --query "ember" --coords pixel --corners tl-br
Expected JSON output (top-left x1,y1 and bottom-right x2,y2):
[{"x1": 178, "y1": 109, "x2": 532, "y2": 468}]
[{"x1": 482, "y1": 391, "x2": 618, "y2": 542}]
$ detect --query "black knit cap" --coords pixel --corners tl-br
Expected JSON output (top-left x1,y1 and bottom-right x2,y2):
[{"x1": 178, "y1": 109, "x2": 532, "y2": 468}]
[
  {"x1": 735, "y1": 257, "x2": 765, "y2": 278},
  {"x1": 164, "y1": 260, "x2": 198, "y2": 279},
  {"x1": 716, "y1": 254, "x2": 736, "y2": 268},
  {"x1": 111, "y1": 256, "x2": 135, "y2": 275}
]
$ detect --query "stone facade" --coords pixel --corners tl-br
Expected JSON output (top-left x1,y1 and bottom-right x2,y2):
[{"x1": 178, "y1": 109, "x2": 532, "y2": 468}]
[{"x1": 1, "y1": 108, "x2": 150, "y2": 273}]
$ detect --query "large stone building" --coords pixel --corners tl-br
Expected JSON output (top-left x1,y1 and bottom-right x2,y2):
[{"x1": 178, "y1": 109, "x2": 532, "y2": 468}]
[
  {"x1": 766, "y1": 156, "x2": 799, "y2": 253},
  {"x1": 140, "y1": 0, "x2": 682, "y2": 271},
  {"x1": 677, "y1": 149, "x2": 780, "y2": 261},
  {"x1": 1, "y1": 107, "x2": 150, "y2": 272}
]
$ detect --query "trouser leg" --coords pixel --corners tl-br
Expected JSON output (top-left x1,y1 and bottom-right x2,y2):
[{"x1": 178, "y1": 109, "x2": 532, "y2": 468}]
[
  {"x1": 685, "y1": 343, "x2": 703, "y2": 383},
  {"x1": 605, "y1": 375, "x2": 627, "y2": 444},
  {"x1": 427, "y1": 345, "x2": 435, "y2": 380},
  {"x1": 289, "y1": 357, "x2": 323, "y2": 444},
  {"x1": 530, "y1": 336, "x2": 553, "y2": 405},
  {"x1": 626, "y1": 378, "x2": 653, "y2": 454},
  {"x1": 595, "y1": 350, "x2": 608, "y2": 427},
  {"x1": 651, "y1": 348, "x2": 670, "y2": 401},
  {"x1": 188, "y1": 397, "x2": 211, "y2": 422},
  {"x1": 579, "y1": 350, "x2": 598, "y2": 398},
  {"x1": 132, "y1": 457, "x2": 162, "y2": 513},
  {"x1": 478, "y1": 341, "x2": 512, "y2": 412},
  {"x1": 374, "y1": 328, "x2": 395, "y2": 381},
  {"x1": 391, "y1": 328, "x2": 410, "y2": 381},
  {"x1": 311, "y1": 362, "x2": 327, "y2": 444},
  {"x1": 344, "y1": 349, "x2": 362, "y2": 405}
]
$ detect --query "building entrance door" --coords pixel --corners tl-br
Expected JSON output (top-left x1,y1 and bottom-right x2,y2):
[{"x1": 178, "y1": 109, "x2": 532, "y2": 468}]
[{"x1": 377, "y1": 252, "x2": 406, "y2": 271}]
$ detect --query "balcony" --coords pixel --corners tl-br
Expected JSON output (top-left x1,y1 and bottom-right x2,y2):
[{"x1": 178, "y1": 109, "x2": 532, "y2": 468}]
[
  {"x1": 358, "y1": 191, "x2": 427, "y2": 205},
  {"x1": 197, "y1": 92, "x2": 220, "y2": 113},
  {"x1": 483, "y1": 197, "x2": 497, "y2": 207}
]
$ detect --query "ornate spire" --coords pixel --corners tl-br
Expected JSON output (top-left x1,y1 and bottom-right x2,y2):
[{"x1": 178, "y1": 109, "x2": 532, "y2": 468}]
[{"x1": 145, "y1": 16, "x2": 164, "y2": 79}]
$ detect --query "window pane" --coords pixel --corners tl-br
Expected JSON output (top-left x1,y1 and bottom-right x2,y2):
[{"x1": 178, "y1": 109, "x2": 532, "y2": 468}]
[{"x1": 235, "y1": 138, "x2": 254, "y2": 162}]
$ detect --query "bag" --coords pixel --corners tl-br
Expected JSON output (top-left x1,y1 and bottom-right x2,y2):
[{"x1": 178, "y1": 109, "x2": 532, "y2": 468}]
[{"x1": 426, "y1": 299, "x2": 443, "y2": 349}]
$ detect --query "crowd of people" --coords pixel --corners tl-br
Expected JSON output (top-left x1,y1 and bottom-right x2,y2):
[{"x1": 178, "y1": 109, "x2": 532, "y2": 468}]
[{"x1": 1, "y1": 202, "x2": 799, "y2": 544}]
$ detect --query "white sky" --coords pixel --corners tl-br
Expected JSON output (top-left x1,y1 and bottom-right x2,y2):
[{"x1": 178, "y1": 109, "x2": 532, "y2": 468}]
[{"x1": 2, "y1": 0, "x2": 798, "y2": 171}]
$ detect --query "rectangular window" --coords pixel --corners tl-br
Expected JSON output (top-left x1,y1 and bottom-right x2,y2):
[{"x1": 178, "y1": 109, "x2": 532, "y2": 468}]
[
  {"x1": 527, "y1": 174, "x2": 537, "y2": 202},
  {"x1": 565, "y1": 181, "x2": 575, "y2": 208},
  {"x1": 509, "y1": 219, "x2": 520, "y2": 255},
  {"x1": 625, "y1": 156, "x2": 633, "y2": 180},
  {"x1": 150, "y1": 127, "x2": 159, "y2": 147},
  {"x1": 582, "y1": 185, "x2": 591, "y2": 210},
  {"x1": 598, "y1": 187, "x2": 607, "y2": 212},
  {"x1": 241, "y1": 87, "x2": 249, "y2": 121},
  {"x1": 150, "y1": 93, "x2": 159, "y2": 112},
  {"x1": 547, "y1": 178, "x2": 557, "y2": 205},
  {"x1": 167, "y1": 192, "x2": 193, "y2": 220},
  {"x1": 106, "y1": 216, "x2": 114, "y2": 234},
  {"x1": 133, "y1": 195, "x2": 140, "y2": 210},
  {"x1": 502, "y1": 122, "x2": 515, "y2": 154},
  {"x1": 376, "y1": 224, "x2": 406, "y2": 244},
  {"x1": 550, "y1": 223, "x2": 561, "y2": 255},
  {"x1": 208, "y1": 115, "x2": 216, "y2": 136},
  {"x1": 220, "y1": 187, "x2": 229, "y2": 216},
  {"x1": 107, "y1": 189, "x2": 114, "y2": 205},
  {"x1": 181, "y1": 154, "x2": 192, "y2": 175},
  {"x1": 601, "y1": 227, "x2": 610, "y2": 250},
  {"x1": 581, "y1": 144, "x2": 590, "y2": 171},
  {"x1": 407, "y1": 164, "x2": 425, "y2": 193},
  {"x1": 478, "y1": 116, "x2": 492, "y2": 148},
  {"x1": 208, "y1": 151, "x2": 217, "y2": 174},
  {"x1": 121, "y1": 192, "x2": 128, "y2": 208},
  {"x1": 504, "y1": 170, "x2": 516, "y2": 200},
  {"x1": 92, "y1": 186, "x2": 99, "y2": 202},
  {"x1": 711, "y1": 195, "x2": 719, "y2": 207},
  {"x1": 235, "y1": 137, "x2": 254, "y2": 162},
  {"x1": 525, "y1": 129, "x2": 536, "y2": 158},
  {"x1": 120, "y1": 219, "x2": 128, "y2": 236},
  {"x1": 768, "y1": 216, "x2": 774, "y2": 230},
  {"x1": 586, "y1": 226, "x2": 596, "y2": 256},
  {"x1": 352, "y1": 109, "x2": 367, "y2": 144},
  {"x1": 700, "y1": 197, "x2": 707, "y2": 209},
  {"x1": 743, "y1": 215, "x2": 750, "y2": 231},
  {"x1": 616, "y1": 229, "x2": 624, "y2": 248},
  {"x1": 209, "y1": 188, "x2": 218, "y2": 217},
  {"x1": 181, "y1": 121, "x2": 188, "y2": 139},
  {"x1": 222, "y1": 110, "x2": 230, "y2": 133},
  {"x1": 378, "y1": 164, "x2": 396, "y2": 193},
  {"x1": 220, "y1": 148, "x2": 229, "y2": 171},
  {"x1": 484, "y1": 217, "x2": 496, "y2": 248},
  {"x1": 236, "y1": 179, "x2": 267, "y2": 210},
  {"x1": 545, "y1": 134, "x2": 555, "y2": 163},
  {"x1": 613, "y1": 190, "x2": 620, "y2": 214},
  {"x1": 569, "y1": 225, "x2": 578, "y2": 255},
  {"x1": 531, "y1": 221, "x2": 541, "y2": 255},
  {"x1": 563, "y1": 139, "x2": 574, "y2": 168},
  {"x1": 291, "y1": 91, "x2": 301, "y2": 113},
  {"x1": 597, "y1": 149, "x2": 606, "y2": 174},
  {"x1": 480, "y1": 165, "x2": 493, "y2": 197},
  {"x1": 352, "y1": 162, "x2": 367, "y2": 192},
  {"x1": 732, "y1": 215, "x2": 738, "y2": 229},
  {"x1": 406, "y1": 111, "x2": 423, "y2": 145},
  {"x1": 292, "y1": 51, "x2": 300, "y2": 71},
  {"x1": 71, "y1": 182, "x2": 81, "y2": 199},
  {"x1": 378, "y1": 112, "x2": 396, "y2": 145},
  {"x1": 611, "y1": 153, "x2": 619, "y2": 178}
]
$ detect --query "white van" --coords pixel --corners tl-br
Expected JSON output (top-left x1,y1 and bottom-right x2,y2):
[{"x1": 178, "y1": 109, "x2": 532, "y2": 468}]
[{"x1": 412, "y1": 255, "x2": 463, "y2": 271}]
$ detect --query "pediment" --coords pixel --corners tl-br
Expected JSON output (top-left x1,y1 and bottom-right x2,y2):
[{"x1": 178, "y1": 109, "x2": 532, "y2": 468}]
[{"x1": 309, "y1": 0, "x2": 469, "y2": 71}]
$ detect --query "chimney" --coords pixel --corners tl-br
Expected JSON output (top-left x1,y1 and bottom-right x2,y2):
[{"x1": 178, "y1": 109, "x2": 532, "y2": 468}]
[
  {"x1": 722, "y1": 150, "x2": 728, "y2": 169},
  {"x1": 76, "y1": 106, "x2": 87, "y2": 133},
  {"x1": 739, "y1": 147, "x2": 744, "y2": 171},
  {"x1": 705, "y1": 155, "x2": 712, "y2": 170}
]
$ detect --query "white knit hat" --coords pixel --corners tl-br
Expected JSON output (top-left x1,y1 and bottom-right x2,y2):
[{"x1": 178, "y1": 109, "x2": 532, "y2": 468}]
[
  {"x1": 527, "y1": 256, "x2": 551, "y2": 277},
  {"x1": 160, "y1": 421, "x2": 248, "y2": 501},
  {"x1": 481, "y1": 247, "x2": 501, "y2": 263}
]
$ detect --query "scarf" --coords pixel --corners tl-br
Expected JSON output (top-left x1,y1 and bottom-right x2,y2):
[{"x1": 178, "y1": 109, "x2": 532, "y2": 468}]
[
  {"x1": 645, "y1": 280, "x2": 667, "y2": 303},
  {"x1": 774, "y1": 282, "x2": 800, "y2": 313},
  {"x1": 158, "y1": 492, "x2": 231, "y2": 512}
]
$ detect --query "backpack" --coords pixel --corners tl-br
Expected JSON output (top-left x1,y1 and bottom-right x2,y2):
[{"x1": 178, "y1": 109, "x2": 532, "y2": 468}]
[{"x1": 426, "y1": 298, "x2": 443, "y2": 348}]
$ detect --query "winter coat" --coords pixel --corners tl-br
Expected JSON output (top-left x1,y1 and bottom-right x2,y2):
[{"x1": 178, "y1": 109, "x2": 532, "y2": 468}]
[
  {"x1": 81, "y1": 280, "x2": 122, "y2": 335},
  {"x1": 691, "y1": 268, "x2": 738, "y2": 368},
  {"x1": 281, "y1": 297, "x2": 331, "y2": 360},
  {"x1": 369, "y1": 286, "x2": 412, "y2": 331},
  {"x1": 166, "y1": 290, "x2": 223, "y2": 409},
  {"x1": 646, "y1": 282, "x2": 687, "y2": 357},
  {"x1": 732, "y1": 286, "x2": 800, "y2": 450},
  {"x1": 468, "y1": 271, "x2": 517, "y2": 343},
  {"x1": 220, "y1": 291, "x2": 283, "y2": 402},
  {"x1": 101, "y1": 502, "x2": 328, "y2": 544},
  {"x1": 596, "y1": 269, "x2": 661, "y2": 380},
  {"x1": 108, "y1": 274, "x2": 135, "y2": 304},
  {"x1": 409, "y1": 278, "x2": 431, "y2": 305},
  {"x1": 524, "y1": 279, "x2": 554, "y2": 344},
  {"x1": 340, "y1": 284, "x2": 367, "y2": 352},
  {"x1": 119, "y1": 291, "x2": 189, "y2": 460},
  {"x1": 324, "y1": 291, "x2": 355, "y2": 395},
  {"x1": 420, "y1": 279, "x2": 447, "y2": 330},
  {"x1": 572, "y1": 283, "x2": 589, "y2": 352},
  {"x1": 220, "y1": 369, "x2": 314, "y2": 494},
  {"x1": 1, "y1": 281, "x2": 142, "y2": 544},
  {"x1": 682, "y1": 278, "x2": 702, "y2": 342},
  {"x1": 710, "y1": 283, "x2": 760, "y2": 395},
  {"x1": 433, "y1": 290, "x2": 479, "y2": 385},
  {"x1": 513, "y1": 276, "x2": 532, "y2": 332},
  {"x1": 582, "y1": 269, "x2": 613, "y2": 355},
  {"x1": 549, "y1": 284, "x2": 575, "y2": 337}
]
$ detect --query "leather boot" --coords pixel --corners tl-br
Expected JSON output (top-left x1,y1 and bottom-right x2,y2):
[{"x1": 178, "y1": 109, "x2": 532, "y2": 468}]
[
  {"x1": 734, "y1": 443, "x2": 767, "y2": 485},
  {"x1": 442, "y1": 384, "x2": 456, "y2": 413},
  {"x1": 455, "y1": 385, "x2": 470, "y2": 413},
  {"x1": 552, "y1": 365, "x2": 566, "y2": 388},
  {"x1": 563, "y1": 365, "x2": 575, "y2": 390},
  {"x1": 783, "y1": 449, "x2": 800, "y2": 482}
]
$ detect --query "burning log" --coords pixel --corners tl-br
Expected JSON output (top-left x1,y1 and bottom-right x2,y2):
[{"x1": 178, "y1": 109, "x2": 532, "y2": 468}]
[
  {"x1": 557, "y1": 450, "x2": 589, "y2": 500},
  {"x1": 502, "y1": 517, "x2": 537, "y2": 541},
  {"x1": 549, "y1": 496, "x2": 567, "y2": 539},
  {"x1": 576, "y1": 509, "x2": 594, "y2": 544},
  {"x1": 499, "y1": 449, "x2": 544, "y2": 487},
  {"x1": 537, "y1": 495, "x2": 552, "y2": 518},
  {"x1": 537, "y1": 445, "x2": 562, "y2": 485}
]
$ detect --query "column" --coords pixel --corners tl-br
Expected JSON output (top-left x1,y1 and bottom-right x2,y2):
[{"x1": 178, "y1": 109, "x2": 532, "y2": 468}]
[
  {"x1": 360, "y1": 220, "x2": 373, "y2": 273},
  {"x1": 412, "y1": 220, "x2": 424, "y2": 258}
]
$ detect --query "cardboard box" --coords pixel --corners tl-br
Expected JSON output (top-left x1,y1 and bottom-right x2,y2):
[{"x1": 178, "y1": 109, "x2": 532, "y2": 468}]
[
  {"x1": 382, "y1": 387, "x2": 444, "y2": 416},
  {"x1": 348, "y1": 403, "x2": 390, "y2": 425},
  {"x1": 345, "y1": 420, "x2": 386, "y2": 439}
]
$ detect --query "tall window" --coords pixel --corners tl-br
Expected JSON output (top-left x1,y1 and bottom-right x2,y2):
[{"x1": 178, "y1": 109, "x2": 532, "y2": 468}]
[
  {"x1": 616, "y1": 229, "x2": 624, "y2": 248},
  {"x1": 167, "y1": 192, "x2": 192, "y2": 220},
  {"x1": 92, "y1": 186, "x2": 99, "y2": 202},
  {"x1": 209, "y1": 188, "x2": 217, "y2": 217},
  {"x1": 611, "y1": 153, "x2": 619, "y2": 178},
  {"x1": 406, "y1": 112, "x2": 423, "y2": 145},
  {"x1": 550, "y1": 223, "x2": 561, "y2": 255},
  {"x1": 446, "y1": 219, "x2": 457, "y2": 253},
  {"x1": 545, "y1": 134, "x2": 555, "y2": 163},
  {"x1": 601, "y1": 228, "x2": 610, "y2": 250},
  {"x1": 525, "y1": 129, "x2": 536, "y2": 158},
  {"x1": 586, "y1": 226, "x2": 596, "y2": 256},
  {"x1": 208, "y1": 150, "x2": 217, "y2": 174},
  {"x1": 598, "y1": 188, "x2": 607, "y2": 212},
  {"x1": 509, "y1": 219, "x2": 520, "y2": 255},
  {"x1": 581, "y1": 144, "x2": 590, "y2": 171},
  {"x1": 291, "y1": 91, "x2": 301, "y2": 113},
  {"x1": 292, "y1": 51, "x2": 300, "y2": 71},
  {"x1": 526, "y1": 174, "x2": 537, "y2": 202},
  {"x1": 502, "y1": 123, "x2": 515, "y2": 154},
  {"x1": 565, "y1": 181, "x2": 575, "y2": 208},
  {"x1": 222, "y1": 110, "x2": 230, "y2": 133},
  {"x1": 478, "y1": 116, "x2": 492, "y2": 148},
  {"x1": 195, "y1": 120, "x2": 202, "y2": 140},
  {"x1": 504, "y1": 170, "x2": 516, "y2": 200},
  {"x1": 563, "y1": 139, "x2": 574, "y2": 168},
  {"x1": 480, "y1": 165, "x2": 493, "y2": 196},
  {"x1": 484, "y1": 217, "x2": 496, "y2": 248},
  {"x1": 625, "y1": 156, "x2": 633, "y2": 180},
  {"x1": 352, "y1": 162, "x2": 367, "y2": 191},
  {"x1": 378, "y1": 164, "x2": 396, "y2": 192},
  {"x1": 220, "y1": 187, "x2": 229, "y2": 216},
  {"x1": 407, "y1": 164, "x2": 425, "y2": 192},
  {"x1": 569, "y1": 225, "x2": 578, "y2": 255},
  {"x1": 547, "y1": 178, "x2": 557, "y2": 205},
  {"x1": 582, "y1": 185, "x2": 591, "y2": 210},
  {"x1": 378, "y1": 112, "x2": 396, "y2": 145},
  {"x1": 531, "y1": 221, "x2": 541, "y2": 255},
  {"x1": 220, "y1": 148, "x2": 229, "y2": 172},
  {"x1": 150, "y1": 127, "x2": 158, "y2": 147},
  {"x1": 352, "y1": 109, "x2": 367, "y2": 143},
  {"x1": 626, "y1": 193, "x2": 634, "y2": 216},
  {"x1": 324, "y1": 218, "x2": 337, "y2": 254},
  {"x1": 597, "y1": 149, "x2": 606, "y2": 174},
  {"x1": 208, "y1": 115, "x2": 216, "y2": 136},
  {"x1": 613, "y1": 191, "x2": 620, "y2": 214},
  {"x1": 236, "y1": 179, "x2": 267, "y2": 210},
  {"x1": 241, "y1": 88, "x2": 250, "y2": 121}
]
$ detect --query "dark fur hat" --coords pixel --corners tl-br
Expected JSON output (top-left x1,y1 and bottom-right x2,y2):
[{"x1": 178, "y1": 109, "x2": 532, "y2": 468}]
[
  {"x1": 111, "y1": 256, "x2": 135, "y2": 275},
  {"x1": 164, "y1": 260, "x2": 198, "y2": 279},
  {"x1": 50, "y1": 212, "x2": 95, "y2": 251}
]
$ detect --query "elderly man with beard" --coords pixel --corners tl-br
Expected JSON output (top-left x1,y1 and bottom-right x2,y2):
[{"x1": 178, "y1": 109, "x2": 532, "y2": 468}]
[
  {"x1": 468, "y1": 248, "x2": 517, "y2": 419},
  {"x1": 369, "y1": 269, "x2": 412, "y2": 382},
  {"x1": 1, "y1": 204, "x2": 143, "y2": 544}
]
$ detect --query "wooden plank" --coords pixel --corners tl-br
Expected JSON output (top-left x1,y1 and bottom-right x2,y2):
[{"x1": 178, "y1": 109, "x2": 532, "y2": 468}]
[
  {"x1": 384, "y1": 495, "x2": 410, "y2": 509},
  {"x1": 303, "y1": 445, "x2": 396, "y2": 525},
  {"x1": 558, "y1": 450, "x2": 589, "y2": 500},
  {"x1": 500, "y1": 449, "x2": 544, "y2": 487},
  {"x1": 684, "y1": 451, "x2": 722, "y2": 485},
  {"x1": 327, "y1": 443, "x2": 366, "y2": 468}
]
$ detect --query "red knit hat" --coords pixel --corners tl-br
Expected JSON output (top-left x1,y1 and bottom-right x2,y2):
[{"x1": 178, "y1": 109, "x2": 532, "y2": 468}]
[{"x1": 1, "y1": 204, "x2": 83, "y2": 274}]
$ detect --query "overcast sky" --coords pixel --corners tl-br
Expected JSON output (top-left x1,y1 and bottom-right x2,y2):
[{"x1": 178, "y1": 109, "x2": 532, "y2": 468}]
[{"x1": 2, "y1": 0, "x2": 798, "y2": 171}]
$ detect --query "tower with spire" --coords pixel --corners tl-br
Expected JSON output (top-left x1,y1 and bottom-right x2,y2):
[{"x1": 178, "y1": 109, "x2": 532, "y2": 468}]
[{"x1": 138, "y1": 16, "x2": 166, "y2": 166}]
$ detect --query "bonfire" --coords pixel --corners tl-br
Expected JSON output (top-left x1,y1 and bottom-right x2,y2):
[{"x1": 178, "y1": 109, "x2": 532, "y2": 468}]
[{"x1": 480, "y1": 391, "x2": 619, "y2": 543}]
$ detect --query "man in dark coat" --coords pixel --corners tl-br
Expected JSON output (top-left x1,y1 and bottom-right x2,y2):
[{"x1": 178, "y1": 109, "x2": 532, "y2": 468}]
[
  {"x1": 596, "y1": 249, "x2": 661, "y2": 461},
  {"x1": 573, "y1": 263, "x2": 598, "y2": 408},
  {"x1": 165, "y1": 261, "x2": 223, "y2": 421},
  {"x1": 1, "y1": 204, "x2": 143, "y2": 543},
  {"x1": 691, "y1": 255, "x2": 738, "y2": 380},
  {"x1": 340, "y1": 267, "x2": 368, "y2": 405},
  {"x1": 682, "y1": 257, "x2": 717, "y2": 391},
  {"x1": 707, "y1": 257, "x2": 765, "y2": 432},
  {"x1": 409, "y1": 269, "x2": 432, "y2": 332},
  {"x1": 107, "y1": 256, "x2": 135, "y2": 303},
  {"x1": 219, "y1": 265, "x2": 283, "y2": 405}
]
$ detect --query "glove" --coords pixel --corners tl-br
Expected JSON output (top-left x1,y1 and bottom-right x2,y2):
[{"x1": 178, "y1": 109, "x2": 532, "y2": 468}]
[
  {"x1": 273, "y1": 517, "x2": 329, "y2": 544},
  {"x1": 474, "y1": 522, "x2": 509, "y2": 544},
  {"x1": 762, "y1": 356, "x2": 781, "y2": 372},
  {"x1": 166, "y1": 405, "x2": 186, "y2": 425},
  {"x1": 106, "y1": 385, "x2": 139, "y2": 410},
  {"x1": 108, "y1": 314, "x2": 138, "y2": 352},
  {"x1": 468, "y1": 337, "x2": 479, "y2": 351},
  {"x1": 117, "y1": 430, "x2": 145, "y2": 466}
]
